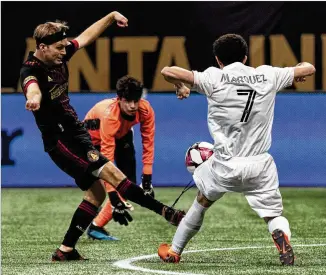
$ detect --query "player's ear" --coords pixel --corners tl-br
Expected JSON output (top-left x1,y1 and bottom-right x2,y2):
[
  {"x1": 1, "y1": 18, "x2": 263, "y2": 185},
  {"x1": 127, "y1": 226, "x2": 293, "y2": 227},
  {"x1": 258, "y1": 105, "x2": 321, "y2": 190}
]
[{"x1": 39, "y1": 43, "x2": 46, "y2": 52}]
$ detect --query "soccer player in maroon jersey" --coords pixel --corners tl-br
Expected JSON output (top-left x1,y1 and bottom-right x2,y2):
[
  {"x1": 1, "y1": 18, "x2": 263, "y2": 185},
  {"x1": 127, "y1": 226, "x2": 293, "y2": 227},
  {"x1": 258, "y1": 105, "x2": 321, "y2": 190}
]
[{"x1": 20, "y1": 11, "x2": 184, "y2": 261}]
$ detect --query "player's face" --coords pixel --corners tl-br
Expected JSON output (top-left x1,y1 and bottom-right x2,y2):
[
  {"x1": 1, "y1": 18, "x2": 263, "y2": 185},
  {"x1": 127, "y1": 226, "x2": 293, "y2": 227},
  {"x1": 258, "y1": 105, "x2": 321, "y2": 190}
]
[
  {"x1": 119, "y1": 98, "x2": 140, "y2": 116},
  {"x1": 43, "y1": 39, "x2": 69, "y2": 65}
]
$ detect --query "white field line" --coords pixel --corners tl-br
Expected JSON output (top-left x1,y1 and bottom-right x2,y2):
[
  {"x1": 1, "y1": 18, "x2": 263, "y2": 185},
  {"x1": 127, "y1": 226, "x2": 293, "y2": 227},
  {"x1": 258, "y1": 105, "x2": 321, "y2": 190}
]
[{"x1": 112, "y1": 243, "x2": 326, "y2": 275}]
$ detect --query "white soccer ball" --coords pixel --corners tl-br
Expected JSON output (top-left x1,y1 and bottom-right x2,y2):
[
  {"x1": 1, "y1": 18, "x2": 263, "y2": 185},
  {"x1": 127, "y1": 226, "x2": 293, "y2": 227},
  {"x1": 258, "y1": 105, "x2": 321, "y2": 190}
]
[{"x1": 185, "y1": 141, "x2": 214, "y2": 174}]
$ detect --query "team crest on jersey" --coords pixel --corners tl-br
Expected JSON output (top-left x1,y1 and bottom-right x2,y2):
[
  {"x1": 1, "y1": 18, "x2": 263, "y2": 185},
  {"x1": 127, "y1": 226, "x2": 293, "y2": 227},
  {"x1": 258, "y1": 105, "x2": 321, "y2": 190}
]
[{"x1": 87, "y1": 150, "x2": 99, "y2": 162}]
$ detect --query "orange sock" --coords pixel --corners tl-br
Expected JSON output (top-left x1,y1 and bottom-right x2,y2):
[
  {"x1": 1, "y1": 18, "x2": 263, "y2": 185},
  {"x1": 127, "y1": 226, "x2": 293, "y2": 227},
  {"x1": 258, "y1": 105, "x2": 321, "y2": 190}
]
[
  {"x1": 104, "y1": 181, "x2": 116, "y2": 192},
  {"x1": 94, "y1": 182, "x2": 128, "y2": 227},
  {"x1": 93, "y1": 199, "x2": 113, "y2": 227}
]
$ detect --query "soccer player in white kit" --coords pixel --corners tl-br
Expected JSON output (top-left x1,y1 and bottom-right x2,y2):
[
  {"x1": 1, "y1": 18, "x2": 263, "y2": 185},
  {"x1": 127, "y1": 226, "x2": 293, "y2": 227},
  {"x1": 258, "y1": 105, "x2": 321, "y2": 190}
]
[{"x1": 157, "y1": 34, "x2": 315, "y2": 266}]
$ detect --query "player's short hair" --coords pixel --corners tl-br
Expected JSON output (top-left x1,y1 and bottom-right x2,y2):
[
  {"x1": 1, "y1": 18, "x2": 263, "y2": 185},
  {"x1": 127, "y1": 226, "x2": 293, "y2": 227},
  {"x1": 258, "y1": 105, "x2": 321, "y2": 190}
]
[
  {"x1": 116, "y1": 76, "x2": 143, "y2": 101},
  {"x1": 213, "y1": 34, "x2": 248, "y2": 66},
  {"x1": 33, "y1": 20, "x2": 69, "y2": 47}
]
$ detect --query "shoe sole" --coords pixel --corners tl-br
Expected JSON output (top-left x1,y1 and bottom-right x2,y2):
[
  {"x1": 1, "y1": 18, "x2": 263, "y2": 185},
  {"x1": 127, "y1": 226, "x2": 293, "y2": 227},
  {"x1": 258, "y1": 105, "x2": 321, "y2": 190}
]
[
  {"x1": 272, "y1": 229, "x2": 294, "y2": 265},
  {"x1": 87, "y1": 233, "x2": 119, "y2": 241}
]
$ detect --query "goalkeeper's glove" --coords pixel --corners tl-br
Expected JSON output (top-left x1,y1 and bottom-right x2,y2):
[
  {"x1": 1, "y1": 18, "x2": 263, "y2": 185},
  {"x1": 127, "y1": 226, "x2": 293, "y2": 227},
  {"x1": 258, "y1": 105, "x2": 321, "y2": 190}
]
[
  {"x1": 140, "y1": 174, "x2": 155, "y2": 198},
  {"x1": 108, "y1": 191, "x2": 133, "y2": 226}
]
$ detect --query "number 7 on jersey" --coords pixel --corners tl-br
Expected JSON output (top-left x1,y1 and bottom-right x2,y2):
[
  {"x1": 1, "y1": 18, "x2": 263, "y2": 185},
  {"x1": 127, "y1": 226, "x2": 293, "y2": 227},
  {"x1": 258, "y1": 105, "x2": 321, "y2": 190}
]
[{"x1": 237, "y1": 89, "x2": 256, "y2": 122}]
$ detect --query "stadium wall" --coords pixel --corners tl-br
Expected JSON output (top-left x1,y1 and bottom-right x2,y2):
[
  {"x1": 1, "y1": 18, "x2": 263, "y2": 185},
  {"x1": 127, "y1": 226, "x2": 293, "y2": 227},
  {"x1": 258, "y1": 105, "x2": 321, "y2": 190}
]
[
  {"x1": 2, "y1": 93, "x2": 326, "y2": 188},
  {"x1": 2, "y1": 2, "x2": 326, "y2": 93}
]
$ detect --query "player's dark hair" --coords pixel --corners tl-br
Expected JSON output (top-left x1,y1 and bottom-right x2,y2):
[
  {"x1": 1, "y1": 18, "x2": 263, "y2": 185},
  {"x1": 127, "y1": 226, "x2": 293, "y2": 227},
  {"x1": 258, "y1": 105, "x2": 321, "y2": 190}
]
[
  {"x1": 116, "y1": 75, "x2": 143, "y2": 101},
  {"x1": 213, "y1": 34, "x2": 248, "y2": 66}
]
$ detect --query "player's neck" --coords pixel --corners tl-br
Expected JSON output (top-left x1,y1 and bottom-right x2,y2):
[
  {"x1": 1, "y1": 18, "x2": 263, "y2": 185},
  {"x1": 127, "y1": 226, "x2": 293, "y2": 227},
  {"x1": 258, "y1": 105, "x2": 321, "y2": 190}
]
[
  {"x1": 34, "y1": 50, "x2": 54, "y2": 67},
  {"x1": 120, "y1": 111, "x2": 136, "y2": 121}
]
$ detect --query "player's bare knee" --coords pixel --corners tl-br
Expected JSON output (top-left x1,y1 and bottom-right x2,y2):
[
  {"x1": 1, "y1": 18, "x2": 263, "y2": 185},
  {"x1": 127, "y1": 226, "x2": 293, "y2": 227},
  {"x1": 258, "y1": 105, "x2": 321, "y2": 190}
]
[
  {"x1": 196, "y1": 192, "x2": 214, "y2": 208},
  {"x1": 98, "y1": 162, "x2": 126, "y2": 187},
  {"x1": 84, "y1": 180, "x2": 106, "y2": 206}
]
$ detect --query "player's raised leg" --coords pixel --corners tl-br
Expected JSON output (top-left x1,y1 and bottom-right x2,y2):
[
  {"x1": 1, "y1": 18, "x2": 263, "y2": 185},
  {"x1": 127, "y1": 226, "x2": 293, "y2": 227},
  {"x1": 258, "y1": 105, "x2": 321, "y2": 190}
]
[{"x1": 96, "y1": 161, "x2": 185, "y2": 226}]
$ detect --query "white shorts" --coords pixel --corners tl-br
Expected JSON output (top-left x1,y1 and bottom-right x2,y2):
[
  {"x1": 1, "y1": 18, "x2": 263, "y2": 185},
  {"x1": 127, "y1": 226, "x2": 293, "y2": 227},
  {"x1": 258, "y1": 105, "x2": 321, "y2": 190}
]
[{"x1": 193, "y1": 153, "x2": 283, "y2": 218}]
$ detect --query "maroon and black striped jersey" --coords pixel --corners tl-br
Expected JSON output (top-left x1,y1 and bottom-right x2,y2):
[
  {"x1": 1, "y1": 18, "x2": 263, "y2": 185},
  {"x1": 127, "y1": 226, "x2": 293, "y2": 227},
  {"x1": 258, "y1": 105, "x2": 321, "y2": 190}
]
[{"x1": 20, "y1": 40, "x2": 88, "y2": 151}]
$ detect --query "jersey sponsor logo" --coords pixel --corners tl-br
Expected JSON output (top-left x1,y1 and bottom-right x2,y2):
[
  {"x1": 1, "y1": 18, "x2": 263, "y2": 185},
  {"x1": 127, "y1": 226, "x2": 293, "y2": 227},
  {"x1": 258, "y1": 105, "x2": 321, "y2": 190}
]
[
  {"x1": 87, "y1": 150, "x2": 100, "y2": 162},
  {"x1": 22, "y1": 76, "x2": 37, "y2": 87}
]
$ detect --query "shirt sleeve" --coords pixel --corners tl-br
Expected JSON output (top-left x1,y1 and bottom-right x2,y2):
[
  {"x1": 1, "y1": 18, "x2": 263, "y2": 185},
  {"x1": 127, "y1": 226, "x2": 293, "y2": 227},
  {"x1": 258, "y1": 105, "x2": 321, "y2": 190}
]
[
  {"x1": 140, "y1": 104, "x2": 155, "y2": 175},
  {"x1": 99, "y1": 118, "x2": 118, "y2": 162},
  {"x1": 20, "y1": 66, "x2": 39, "y2": 95},
  {"x1": 192, "y1": 67, "x2": 218, "y2": 97},
  {"x1": 64, "y1": 40, "x2": 79, "y2": 61},
  {"x1": 272, "y1": 67, "x2": 295, "y2": 92}
]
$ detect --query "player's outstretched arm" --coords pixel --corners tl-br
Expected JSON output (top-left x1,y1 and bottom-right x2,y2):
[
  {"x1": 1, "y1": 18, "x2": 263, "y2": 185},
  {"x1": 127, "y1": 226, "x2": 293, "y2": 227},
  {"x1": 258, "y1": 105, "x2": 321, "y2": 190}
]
[
  {"x1": 74, "y1": 11, "x2": 128, "y2": 49},
  {"x1": 161, "y1": 66, "x2": 194, "y2": 100},
  {"x1": 161, "y1": 66, "x2": 194, "y2": 86},
  {"x1": 294, "y1": 62, "x2": 316, "y2": 82},
  {"x1": 25, "y1": 83, "x2": 42, "y2": 111}
]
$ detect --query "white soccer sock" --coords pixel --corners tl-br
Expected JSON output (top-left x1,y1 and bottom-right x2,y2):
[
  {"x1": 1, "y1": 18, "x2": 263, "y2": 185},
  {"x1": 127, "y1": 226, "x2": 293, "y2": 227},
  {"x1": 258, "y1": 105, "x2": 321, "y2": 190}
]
[
  {"x1": 171, "y1": 198, "x2": 208, "y2": 255},
  {"x1": 268, "y1": 216, "x2": 291, "y2": 240}
]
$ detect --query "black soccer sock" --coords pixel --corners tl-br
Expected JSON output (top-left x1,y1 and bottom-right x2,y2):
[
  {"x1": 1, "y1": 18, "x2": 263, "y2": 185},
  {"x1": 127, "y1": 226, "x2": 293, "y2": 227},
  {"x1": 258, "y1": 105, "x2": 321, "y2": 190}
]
[
  {"x1": 116, "y1": 178, "x2": 164, "y2": 215},
  {"x1": 62, "y1": 200, "x2": 98, "y2": 248}
]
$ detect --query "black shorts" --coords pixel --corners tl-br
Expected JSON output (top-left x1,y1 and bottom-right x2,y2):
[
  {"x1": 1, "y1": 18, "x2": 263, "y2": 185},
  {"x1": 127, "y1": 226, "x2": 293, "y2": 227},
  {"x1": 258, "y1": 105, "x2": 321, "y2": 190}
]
[{"x1": 48, "y1": 133, "x2": 108, "y2": 191}]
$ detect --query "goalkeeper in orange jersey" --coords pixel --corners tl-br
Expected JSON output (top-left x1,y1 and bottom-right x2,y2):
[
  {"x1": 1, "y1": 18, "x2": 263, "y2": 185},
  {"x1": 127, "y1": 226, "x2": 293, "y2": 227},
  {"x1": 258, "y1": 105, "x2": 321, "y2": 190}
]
[{"x1": 84, "y1": 75, "x2": 157, "y2": 240}]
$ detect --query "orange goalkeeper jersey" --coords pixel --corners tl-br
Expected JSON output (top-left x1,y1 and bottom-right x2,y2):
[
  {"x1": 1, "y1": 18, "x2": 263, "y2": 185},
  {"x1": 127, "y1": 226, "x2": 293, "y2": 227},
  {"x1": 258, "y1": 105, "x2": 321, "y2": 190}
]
[{"x1": 84, "y1": 98, "x2": 155, "y2": 175}]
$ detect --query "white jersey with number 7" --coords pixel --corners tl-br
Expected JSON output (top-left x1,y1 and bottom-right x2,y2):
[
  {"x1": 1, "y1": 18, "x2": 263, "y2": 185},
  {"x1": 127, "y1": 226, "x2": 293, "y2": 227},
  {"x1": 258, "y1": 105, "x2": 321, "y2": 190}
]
[{"x1": 193, "y1": 62, "x2": 294, "y2": 160}]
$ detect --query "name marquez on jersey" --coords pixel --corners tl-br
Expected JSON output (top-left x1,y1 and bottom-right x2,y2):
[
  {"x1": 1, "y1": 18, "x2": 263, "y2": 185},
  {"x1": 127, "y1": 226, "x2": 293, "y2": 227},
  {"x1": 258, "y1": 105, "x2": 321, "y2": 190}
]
[
  {"x1": 221, "y1": 74, "x2": 267, "y2": 84},
  {"x1": 50, "y1": 82, "x2": 68, "y2": 100}
]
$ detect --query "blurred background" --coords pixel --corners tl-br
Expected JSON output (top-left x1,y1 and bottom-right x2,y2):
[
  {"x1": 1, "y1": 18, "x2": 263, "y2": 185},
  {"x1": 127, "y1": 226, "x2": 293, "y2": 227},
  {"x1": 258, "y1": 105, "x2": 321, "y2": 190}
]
[{"x1": 2, "y1": 1, "x2": 326, "y2": 187}]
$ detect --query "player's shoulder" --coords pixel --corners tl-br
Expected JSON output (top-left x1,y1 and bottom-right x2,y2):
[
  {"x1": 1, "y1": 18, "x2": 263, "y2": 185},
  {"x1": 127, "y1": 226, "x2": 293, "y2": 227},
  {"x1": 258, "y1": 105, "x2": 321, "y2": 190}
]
[
  {"x1": 22, "y1": 53, "x2": 43, "y2": 68},
  {"x1": 139, "y1": 98, "x2": 154, "y2": 117},
  {"x1": 255, "y1": 65, "x2": 281, "y2": 77},
  {"x1": 91, "y1": 98, "x2": 118, "y2": 117},
  {"x1": 20, "y1": 53, "x2": 44, "y2": 76},
  {"x1": 139, "y1": 98, "x2": 152, "y2": 108},
  {"x1": 96, "y1": 98, "x2": 116, "y2": 107},
  {"x1": 256, "y1": 65, "x2": 273, "y2": 71},
  {"x1": 204, "y1": 66, "x2": 221, "y2": 74},
  {"x1": 200, "y1": 66, "x2": 222, "y2": 84}
]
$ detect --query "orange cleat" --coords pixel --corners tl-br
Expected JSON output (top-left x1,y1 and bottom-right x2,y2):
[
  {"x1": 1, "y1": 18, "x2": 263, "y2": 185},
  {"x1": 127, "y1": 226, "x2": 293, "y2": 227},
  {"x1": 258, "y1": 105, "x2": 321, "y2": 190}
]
[
  {"x1": 272, "y1": 229, "x2": 294, "y2": 265},
  {"x1": 158, "y1": 243, "x2": 181, "y2": 263}
]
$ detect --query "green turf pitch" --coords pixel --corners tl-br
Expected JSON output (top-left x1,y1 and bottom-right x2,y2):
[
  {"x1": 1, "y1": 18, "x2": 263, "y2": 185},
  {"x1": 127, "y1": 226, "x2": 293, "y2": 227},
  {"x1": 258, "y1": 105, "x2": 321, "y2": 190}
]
[{"x1": 2, "y1": 188, "x2": 326, "y2": 275}]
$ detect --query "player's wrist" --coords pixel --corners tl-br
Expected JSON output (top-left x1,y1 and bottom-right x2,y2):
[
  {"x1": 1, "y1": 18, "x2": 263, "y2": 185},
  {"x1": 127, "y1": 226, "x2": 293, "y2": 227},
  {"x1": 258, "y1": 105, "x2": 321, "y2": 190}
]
[
  {"x1": 142, "y1": 174, "x2": 152, "y2": 182},
  {"x1": 143, "y1": 164, "x2": 153, "y2": 175},
  {"x1": 108, "y1": 11, "x2": 117, "y2": 22}
]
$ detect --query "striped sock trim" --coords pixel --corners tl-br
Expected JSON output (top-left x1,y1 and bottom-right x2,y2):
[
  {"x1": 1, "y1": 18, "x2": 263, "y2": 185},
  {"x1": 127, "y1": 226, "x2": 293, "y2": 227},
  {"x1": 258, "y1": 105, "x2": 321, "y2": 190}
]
[
  {"x1": 116, "y1": 178, "x2": 132, "y2": 196},
  {"x1": 78, "y1": 200, "x2": 97, "y2": 216}
]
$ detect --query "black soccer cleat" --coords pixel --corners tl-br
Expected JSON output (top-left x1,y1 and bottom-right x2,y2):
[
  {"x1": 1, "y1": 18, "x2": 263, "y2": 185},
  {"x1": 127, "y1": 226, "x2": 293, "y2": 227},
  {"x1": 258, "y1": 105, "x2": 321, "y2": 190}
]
[
  {"x1": 162, "y1": 206, "x2": 186, "y2": 226},
  {"x1": 51, "y1": 248, "x2": 88, "y2": 261},
  {"x1": 272, "y1": 229, "x2": 294, "y2": 266}
]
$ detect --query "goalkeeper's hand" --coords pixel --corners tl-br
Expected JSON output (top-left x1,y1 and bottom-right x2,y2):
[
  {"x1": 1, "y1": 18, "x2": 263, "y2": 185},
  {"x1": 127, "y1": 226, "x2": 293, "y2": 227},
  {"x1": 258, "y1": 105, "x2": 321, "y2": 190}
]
[
  {"x1": 140, "y1": 174, "x2": 155, "y2": 198},
  {"x1": 109, "y1": 191, "x2": 133, "y2": 226}
]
